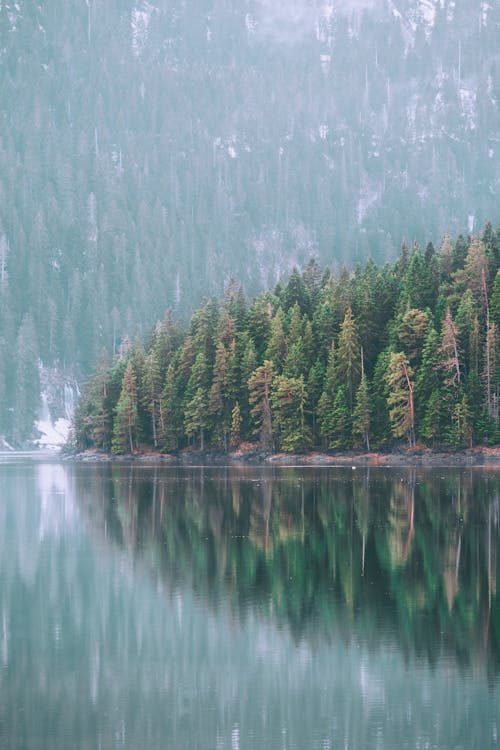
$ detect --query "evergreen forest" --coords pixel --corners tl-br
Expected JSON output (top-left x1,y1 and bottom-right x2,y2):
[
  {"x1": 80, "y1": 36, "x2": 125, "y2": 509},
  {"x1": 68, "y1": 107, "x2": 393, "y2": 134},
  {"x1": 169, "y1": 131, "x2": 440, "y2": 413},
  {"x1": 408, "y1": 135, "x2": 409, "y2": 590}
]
[{"x1": 75, "y1": 226, "x2": 500, "y2": 454}]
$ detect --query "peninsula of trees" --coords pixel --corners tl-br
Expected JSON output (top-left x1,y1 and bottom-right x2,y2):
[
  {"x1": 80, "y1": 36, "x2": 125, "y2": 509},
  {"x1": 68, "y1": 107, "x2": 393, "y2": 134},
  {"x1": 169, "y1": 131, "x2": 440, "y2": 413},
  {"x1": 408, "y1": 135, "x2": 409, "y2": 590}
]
[{"x1": 75, "y1": 226, "x2": 500, "y2": 455}]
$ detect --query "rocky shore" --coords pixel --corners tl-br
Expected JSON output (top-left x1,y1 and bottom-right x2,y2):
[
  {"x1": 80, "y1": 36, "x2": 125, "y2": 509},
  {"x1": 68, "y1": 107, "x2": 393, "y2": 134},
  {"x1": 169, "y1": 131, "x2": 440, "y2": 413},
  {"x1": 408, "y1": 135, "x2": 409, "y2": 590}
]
[{"x1": 68, "y1": 445, "x2": 500, "y2": 467}]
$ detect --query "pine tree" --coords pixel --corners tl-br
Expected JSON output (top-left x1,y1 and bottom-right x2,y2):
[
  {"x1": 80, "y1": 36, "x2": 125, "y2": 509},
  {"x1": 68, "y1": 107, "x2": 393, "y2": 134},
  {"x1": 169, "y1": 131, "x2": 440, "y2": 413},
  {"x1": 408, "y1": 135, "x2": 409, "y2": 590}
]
[
  {"x1": 483, "y1": 322, "x2": 498, "y2": 423},
  {"x1": 371, "y1": 349, "x2": 392, "y2": 448},
  {"x1": 335, "y1": 307, "x2": 361, "y2": 412},
  {"x1": 449, "y1": 395, "x2": 473, "y2": 448},
  {"x1": 455, "y1": 290, "x2": 480, "y2": 376},
  {"x1": 160, "y1": 362, "x2": 182, "y2": 451},
  {"x1": 421, "y1": 388, "x2": 446, "y2": 447},
  {"x1": 415, "y1": 326, "x2": 441, "y2": 427},
  {"x1": 329, "y1": 385, "x2": 351, "y2": 449},
  {"x1": 142, "y1": 350, "x2": 162, "y2": 447},
  {"x1": 265, "y1": 309, "x2": 287, "y2": 370},
  {"x1": 439, "y1": 308, "x2": 461, "y2": 390},
  {"x1": 386, "y1": 352, "x2": 415, "y2": 447},
  {"x1": 230, "y1": 402, "x2": 242, "y2": 448},
  {"x1": 248, "y1": 360, "x2": 275, "y2": 450},
  {"x1": 112, "y1": 361, "x2": 139, "y2": 454},
  {"x1": 307, "y1": 358, "x2": 325, "y2": 445},
  {"x1": 397, "y1": 308, "x2": 429, "y2": 368},
  {"x1": 491, "y1": 270, "x2": 500, "y2": 328},
  {"x1": 317, "y1": 341, "x2": 337, "y2": 447},
  {"x1": 184, "y1": 387, "x2": 209, "y2": 450},
  {"x1": 271, "y1": 375, "x2": 310, "y2": 453},
  {"x1": 352, "y1": 372, "x2": 371, "y2": 450}
]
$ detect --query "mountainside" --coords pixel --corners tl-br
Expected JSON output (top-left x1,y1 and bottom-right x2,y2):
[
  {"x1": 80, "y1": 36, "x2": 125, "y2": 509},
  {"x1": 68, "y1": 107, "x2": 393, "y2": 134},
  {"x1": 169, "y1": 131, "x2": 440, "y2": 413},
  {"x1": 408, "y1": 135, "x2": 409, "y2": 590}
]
[{"x1": 0, "y1": 0, "x2": 498, "y2": 443}]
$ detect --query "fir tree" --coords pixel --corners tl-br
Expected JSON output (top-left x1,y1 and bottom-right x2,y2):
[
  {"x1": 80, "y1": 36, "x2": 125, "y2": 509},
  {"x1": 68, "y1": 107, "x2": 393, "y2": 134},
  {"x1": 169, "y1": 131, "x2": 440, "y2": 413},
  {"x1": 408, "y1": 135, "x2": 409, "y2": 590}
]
[
  {"x1": 421, "y1": 388, "x2": 446, "y2": 447},
  {"x1": 335, "y1": 307, "x2": 361, "y2": 412},
  {"x1": 352, "y1": 371, "x2": 371, "y2": 451},
  {"x1": 318, "y1": 341, "x2": 337, "y2": 447},
  {"x1": 248, "y1": 360, "x2": 275, "y2": 450},
  {"x1": 265, "y1": 309, "x2": 287, "y2": 370},
  {"x1": 160, "y1": 362, "x2": 182, "y2": 451},
  {"x1": 329, "y1": 386, "x2": 351, "y2": 450},
  {"x1": 271, "y1": 375, "x2": 310, "y2": 453},
  {"x1": 184, "y1": 387, "x2": 209, "y2": 450},
  {"x1": 112, "y1": 361, "x2": 139, "y2": 454},
  {"x1": 230, "y1": 402, "x2": 242, "y2": 449},
  {"x1": 386, "y1": 352, "x2": 415, "y2": 447}
]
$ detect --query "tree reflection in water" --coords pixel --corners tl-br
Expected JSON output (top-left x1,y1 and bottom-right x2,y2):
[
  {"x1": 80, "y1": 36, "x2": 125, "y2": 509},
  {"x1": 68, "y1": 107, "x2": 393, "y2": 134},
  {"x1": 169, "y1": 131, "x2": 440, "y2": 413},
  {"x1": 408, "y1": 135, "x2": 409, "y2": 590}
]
[{"x1": 75, "y1": 465, "x2": 500, "y2": 673}]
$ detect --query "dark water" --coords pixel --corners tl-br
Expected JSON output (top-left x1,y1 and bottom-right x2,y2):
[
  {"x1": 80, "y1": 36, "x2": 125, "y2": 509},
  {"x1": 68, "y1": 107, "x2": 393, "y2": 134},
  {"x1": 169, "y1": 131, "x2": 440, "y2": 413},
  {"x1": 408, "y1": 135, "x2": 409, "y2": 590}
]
[{"x1": 0, "y1": 461, "x2": 499, "y2": 749}]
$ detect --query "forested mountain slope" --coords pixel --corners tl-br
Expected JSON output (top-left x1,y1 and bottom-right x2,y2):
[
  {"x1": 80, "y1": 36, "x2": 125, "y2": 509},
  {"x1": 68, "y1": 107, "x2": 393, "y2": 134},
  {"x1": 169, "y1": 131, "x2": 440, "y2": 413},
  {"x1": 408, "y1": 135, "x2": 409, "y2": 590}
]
[{"x1": 0, "y1": 0, "x2": 498, "y2": 443}]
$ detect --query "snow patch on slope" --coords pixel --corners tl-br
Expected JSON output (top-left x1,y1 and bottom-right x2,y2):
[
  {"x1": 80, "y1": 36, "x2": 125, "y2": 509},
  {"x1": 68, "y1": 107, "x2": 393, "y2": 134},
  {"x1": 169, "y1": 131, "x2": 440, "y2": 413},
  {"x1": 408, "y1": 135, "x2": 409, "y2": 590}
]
[
  {"x1": 418, "y1": 0, "x2": 436, "y2": 28},
  {"x1": 131, "y1": 2, "x2": 158, "y2": 58},
  {"x1": 35, "y1": 393, "x2": 71, "y2": 450}
]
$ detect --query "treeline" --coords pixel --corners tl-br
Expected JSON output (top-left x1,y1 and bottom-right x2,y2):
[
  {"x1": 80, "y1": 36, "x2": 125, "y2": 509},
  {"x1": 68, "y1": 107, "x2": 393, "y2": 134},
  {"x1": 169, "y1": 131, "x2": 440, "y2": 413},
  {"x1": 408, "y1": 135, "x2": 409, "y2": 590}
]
[{"x1": 75, "y1": 225, "x2": 500, "y2": 454}]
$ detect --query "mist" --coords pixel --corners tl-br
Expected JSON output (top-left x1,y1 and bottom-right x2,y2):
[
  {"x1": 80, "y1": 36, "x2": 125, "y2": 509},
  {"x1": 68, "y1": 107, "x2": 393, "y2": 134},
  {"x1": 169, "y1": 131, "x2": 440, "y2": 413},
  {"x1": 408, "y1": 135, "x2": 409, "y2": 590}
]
[{"x1": 254, "y1": 0, "x2": 382, "y2": 44}]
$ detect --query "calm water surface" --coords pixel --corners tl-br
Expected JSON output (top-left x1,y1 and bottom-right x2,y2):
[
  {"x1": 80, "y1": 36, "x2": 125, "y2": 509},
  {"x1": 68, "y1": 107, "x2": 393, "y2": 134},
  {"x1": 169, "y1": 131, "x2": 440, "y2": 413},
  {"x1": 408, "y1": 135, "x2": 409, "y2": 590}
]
[{"x1": 0, "y1": 461, "x2": 498, "y2": 749}]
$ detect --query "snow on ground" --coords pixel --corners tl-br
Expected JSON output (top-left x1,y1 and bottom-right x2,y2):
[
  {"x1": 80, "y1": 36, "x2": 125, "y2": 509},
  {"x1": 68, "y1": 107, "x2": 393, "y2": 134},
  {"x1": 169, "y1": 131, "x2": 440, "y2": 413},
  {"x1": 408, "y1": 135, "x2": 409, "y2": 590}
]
[
  {"x1": 418, "y1": 0, "x2": 437, "y2": 28},
  {"x1": 35, "y1": 392, "x2": 71, "y2": 450},
  {"x1": 35, "y1": 417, "x2": 71, "y2": 450}
]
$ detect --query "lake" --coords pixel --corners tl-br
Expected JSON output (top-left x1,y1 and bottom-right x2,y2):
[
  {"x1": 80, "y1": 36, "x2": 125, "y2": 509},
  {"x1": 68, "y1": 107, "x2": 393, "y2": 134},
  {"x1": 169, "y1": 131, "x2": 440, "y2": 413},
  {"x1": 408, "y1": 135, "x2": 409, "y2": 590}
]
[{"x1": 0, "y1": 461, "x2": 498, "y2": 749}]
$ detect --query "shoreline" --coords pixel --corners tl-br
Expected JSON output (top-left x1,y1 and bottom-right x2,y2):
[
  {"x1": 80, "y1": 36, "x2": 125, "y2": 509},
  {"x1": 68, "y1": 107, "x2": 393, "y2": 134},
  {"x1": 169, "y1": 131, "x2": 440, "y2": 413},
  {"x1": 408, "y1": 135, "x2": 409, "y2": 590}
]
[{"x1": 67, "y1": 446, "x2": 500, "y2": 467}]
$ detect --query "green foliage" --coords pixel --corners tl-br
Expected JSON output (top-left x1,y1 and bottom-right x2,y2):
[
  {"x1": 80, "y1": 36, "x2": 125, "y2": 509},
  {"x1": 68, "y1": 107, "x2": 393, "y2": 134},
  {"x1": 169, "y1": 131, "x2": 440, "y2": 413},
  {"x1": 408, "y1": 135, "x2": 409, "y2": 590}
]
[
  {"x1": 248, "y1": 360, "x2": 276, "y2": 450},
  {"x1": 352, "y1": 374, "x2": 371, "y2": 450},
  {"x1": 111, "y1": 361, "x2": 139, "y2": 454},
  {"x1": 386, "y1": 352, "x2": 415, "y2": 447},
  {"x1": 328, "y1": 386, "x2": 351, "y2": 450},
  {"x1": 76, "y1": 237, "x2": 499, "y2": 454},
  {"x1": 271, "y1": 375, "x2": 310, "y2": 453}
]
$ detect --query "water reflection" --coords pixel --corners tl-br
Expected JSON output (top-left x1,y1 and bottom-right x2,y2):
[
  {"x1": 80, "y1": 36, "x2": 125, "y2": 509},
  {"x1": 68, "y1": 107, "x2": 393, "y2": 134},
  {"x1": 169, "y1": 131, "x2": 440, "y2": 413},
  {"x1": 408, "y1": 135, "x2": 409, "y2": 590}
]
[
  {"x1": 76, "y1": 465, "x2": 500, "y2": 671},
  {"x1": 0, "y1": 463, "x2": 498, "y2": 749}
]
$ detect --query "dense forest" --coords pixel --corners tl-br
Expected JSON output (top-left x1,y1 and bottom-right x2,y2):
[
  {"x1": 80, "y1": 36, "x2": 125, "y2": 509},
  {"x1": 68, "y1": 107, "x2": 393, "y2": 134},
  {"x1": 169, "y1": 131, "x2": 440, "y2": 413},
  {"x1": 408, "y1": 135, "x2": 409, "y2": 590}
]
[
  {"x1": 0, "y1": 0, "x2": 498, "y2": 445},
  {"x1": 75, "y1": 225, "x2": 500, "y2": 454}
]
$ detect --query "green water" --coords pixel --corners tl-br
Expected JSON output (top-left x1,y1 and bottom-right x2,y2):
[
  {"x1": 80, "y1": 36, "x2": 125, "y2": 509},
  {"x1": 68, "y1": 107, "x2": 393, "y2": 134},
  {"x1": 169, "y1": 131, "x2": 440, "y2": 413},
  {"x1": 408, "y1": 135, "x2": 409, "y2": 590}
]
[{"x1": 0, "y1": 461, "x2": 498, "y2": 749}]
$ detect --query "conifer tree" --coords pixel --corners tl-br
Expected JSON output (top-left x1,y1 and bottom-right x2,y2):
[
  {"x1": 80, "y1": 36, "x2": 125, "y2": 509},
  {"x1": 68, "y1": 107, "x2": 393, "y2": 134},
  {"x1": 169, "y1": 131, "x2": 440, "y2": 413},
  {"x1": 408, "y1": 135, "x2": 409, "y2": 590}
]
[
  {"x1": 483, "y1": 322, "x2": 498, "y2": 423},
  {"x1": 491, "y1": 270, "x2": 500, "y2": 328},
  {"x1": 386, "y1": 352, "x2": 415, "y2": 447},
  {"x1": 397, "y1": 308, "x2": 429, "y2": 368},
  {"x1": 112, "y1": 361, "x2": 139, "y2": 454},
  {"x1": 352, "y1": 367, "x2": 371, "y2": 451},
  {"x1": 329, "y1": 385, "x2": 351, "y2": 449},
  {"x1": 307, "y1": 358, "x2": 325, "y2": 445},
  {"x1": 160, "y1": 362, "x2": 182, "y2": 451},
  {"x1": 318, "y1": 341, "x2": 337, "y2": 447},
  {"x1": 142, "y1": 350, "x2": 162, "y2": 447},
  {"x1": 230, "y1": 402, "x2": 242, "y2": 448},
  {"x1": 265, "y1": 309, "x2": 287, "y2": 370},
  {"x1": 184, "y1": 387, "x2": 208, "y2": 450},
  {"x1": 449, "y1": 395, "x2": 473, "y2": 448},
  {"x1": 248, "y1": 360, "x2": 275, "y2": 450},
  {"x1": 370, "y1": 349, "x2": 392, "y2": 448},
  {"x1": 415, "y1": 326, "x2": 441, "y2": 427},
  {"x1": 421, "y1": 389, "x2": 446, "y2": 447},
  {"x1": 271, "y1": 375, "x2": 310, "y2": 453},
  {"x1": 439, "y1": 308, "x2": 461, "y2": 390},
  {"x1": 335, "y1": 307, "x2": 361, "y2": 411}
]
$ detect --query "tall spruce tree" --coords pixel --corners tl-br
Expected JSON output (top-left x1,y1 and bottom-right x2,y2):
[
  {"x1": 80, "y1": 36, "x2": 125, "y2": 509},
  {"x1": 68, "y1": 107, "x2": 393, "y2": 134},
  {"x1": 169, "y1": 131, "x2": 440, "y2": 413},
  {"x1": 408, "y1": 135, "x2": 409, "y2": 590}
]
[
  {"x1": 248, "y1": 360, "x2": 275, "y2": 450},
  {"x1": 111, "y1": 361, "x2": 139, "y2": 454},
  {"x1": 335, "y1": 307, "x2": 361, "y2": 412},
  {"x1": 386, "y1": 352, "x2": 415, "y2": 448}
]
